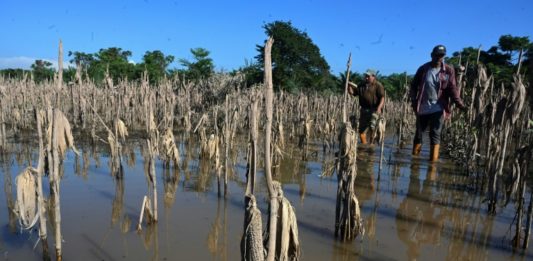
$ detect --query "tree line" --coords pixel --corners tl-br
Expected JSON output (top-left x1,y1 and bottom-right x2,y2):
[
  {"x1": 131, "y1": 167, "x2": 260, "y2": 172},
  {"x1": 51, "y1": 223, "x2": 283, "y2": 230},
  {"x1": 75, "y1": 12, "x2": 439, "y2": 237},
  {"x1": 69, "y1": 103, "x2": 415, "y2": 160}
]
[{"x1": 1, "y1": 21, "x2": 531, "y2": 100}]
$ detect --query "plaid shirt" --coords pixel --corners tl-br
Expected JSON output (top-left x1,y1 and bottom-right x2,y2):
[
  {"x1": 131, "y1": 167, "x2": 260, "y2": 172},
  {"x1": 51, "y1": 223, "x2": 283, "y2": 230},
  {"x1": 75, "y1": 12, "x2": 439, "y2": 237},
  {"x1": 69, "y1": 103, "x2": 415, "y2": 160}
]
[{"x1": 410, "y1": 61, "x2": 464, "y2": 119}]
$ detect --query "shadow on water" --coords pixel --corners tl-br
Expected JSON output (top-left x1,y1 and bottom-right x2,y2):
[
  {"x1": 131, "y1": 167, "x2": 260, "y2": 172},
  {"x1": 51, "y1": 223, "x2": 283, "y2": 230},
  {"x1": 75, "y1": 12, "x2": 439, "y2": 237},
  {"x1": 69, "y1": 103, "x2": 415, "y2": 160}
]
[{"x1": 1, "y1": 135, "x2": 533, "y2": 260}]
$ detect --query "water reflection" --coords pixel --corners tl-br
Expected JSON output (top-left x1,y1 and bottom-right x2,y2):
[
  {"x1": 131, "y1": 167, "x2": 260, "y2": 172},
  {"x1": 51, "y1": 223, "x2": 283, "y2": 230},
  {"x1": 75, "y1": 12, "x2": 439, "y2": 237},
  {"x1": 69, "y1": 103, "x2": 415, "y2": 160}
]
[
  {"x1": 163, "y1": 167, "x2": 179, "y2": 208},
  {"x1": 124, "y1": 143, "x2": 136, "y2": 168},
  {"x1": 82, "y1": 149, "x2": 90, "y2": 178},
  {"x1": 396, "y1": 164, "x2": 444, "y2": 260},
  {"x1": 355, "y1": 150, "x2": 375, "y2": 204},
  {"x1": 331, "y1": 239, "x2": 359, "y2": 261},
  {"x1": 1, "y1": 135, "x2": 532, "y2": 260},
  {"x1": 2, "y1": 156, "x2": 16, "y2": 234},
  {"x1": 111, "y1": 176, "x2": 125, "y2": 228},
  {"x1": 207, "y1": 199, "x2": 228, "y2": 261},
  {"x1": 140, "y1": 223, "x2": 159, "y2": 261}
]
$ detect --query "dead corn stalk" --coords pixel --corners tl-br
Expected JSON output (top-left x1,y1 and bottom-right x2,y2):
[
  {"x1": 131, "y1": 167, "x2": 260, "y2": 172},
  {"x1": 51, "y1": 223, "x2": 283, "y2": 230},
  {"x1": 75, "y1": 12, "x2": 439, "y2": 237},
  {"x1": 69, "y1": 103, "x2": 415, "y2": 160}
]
[
  {"x1": 334, "y1": 53, "x2": 364, "y2": 241},
  {"x1": 241, "y1": 91, "x2": 264, "y2": 261},
  {"x1": 263, "y1": 37, "x2": 301, "y2": 261}
]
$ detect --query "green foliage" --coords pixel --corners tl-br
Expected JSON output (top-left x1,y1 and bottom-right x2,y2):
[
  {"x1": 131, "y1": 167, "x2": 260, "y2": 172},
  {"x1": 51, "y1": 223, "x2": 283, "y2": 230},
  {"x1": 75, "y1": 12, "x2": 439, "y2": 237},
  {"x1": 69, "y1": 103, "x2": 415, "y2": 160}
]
[
  {"x1": 63, "y1": 67, "x2": 77, "y2": 84},
  {"x1": 91, "y1": 47, "x2": 135, "y2": 83},
  {"x1": 179, "y1": 48, "x2": 214, "y2": 82},
  {"x1": 336, "y1": 71, "x2": 362, "y2": 93},
  {"x1": 380, "y1": 73, "x2": 411, "y2": 100},
  {"x1": 68, "y1": 51, "x2": 95, "y2": 68},
  {"x1": 67, "y1": 48, "x2": 176, "y2": 84},
  {"x1": 136, "y1": 50, "x2": 175, "y2": 84},
  {"x1": 448, "y1": 35, "x2": 532, "y2": 86},
  {"x1": 0, "y1": 68, "x2": 29, "y2": 80},
  {"x1": 256, "y1": 20, "x2": 334, "y2": 92},
  {"x1": 498, "y1": 35, "x2": 530, "y2": 54},
  {"x1": 0, "y1": 33, "x2": 528, "y2": 92},
  {"x1": 232, "y1": 59, "x2": 263, "y2": 88},
  {"x1": 31, "y1": 60, "x2": 55, "y2": 83}
]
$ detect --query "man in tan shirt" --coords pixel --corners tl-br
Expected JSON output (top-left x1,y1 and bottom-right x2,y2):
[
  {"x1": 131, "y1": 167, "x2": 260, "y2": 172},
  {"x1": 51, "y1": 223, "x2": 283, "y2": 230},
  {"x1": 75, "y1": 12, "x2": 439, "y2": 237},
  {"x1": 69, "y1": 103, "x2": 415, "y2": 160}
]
[{"x1": 348, "y1": 69, "x2": 385, "y2": 144}]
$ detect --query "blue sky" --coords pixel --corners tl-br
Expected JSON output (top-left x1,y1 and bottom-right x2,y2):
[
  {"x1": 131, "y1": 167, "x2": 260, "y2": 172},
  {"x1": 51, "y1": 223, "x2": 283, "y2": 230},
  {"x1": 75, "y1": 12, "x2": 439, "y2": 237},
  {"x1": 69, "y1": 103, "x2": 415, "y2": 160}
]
[{"x1": 0, "y1": 0, "x2": 532, "y2": 75}]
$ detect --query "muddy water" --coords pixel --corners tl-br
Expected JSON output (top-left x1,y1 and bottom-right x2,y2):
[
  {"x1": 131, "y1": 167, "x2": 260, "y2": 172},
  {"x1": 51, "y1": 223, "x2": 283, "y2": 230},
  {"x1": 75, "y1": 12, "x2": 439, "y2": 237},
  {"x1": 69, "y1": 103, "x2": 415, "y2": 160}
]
[{"x1": 1, "y1": 136, "x2": 532, "y2": 260}]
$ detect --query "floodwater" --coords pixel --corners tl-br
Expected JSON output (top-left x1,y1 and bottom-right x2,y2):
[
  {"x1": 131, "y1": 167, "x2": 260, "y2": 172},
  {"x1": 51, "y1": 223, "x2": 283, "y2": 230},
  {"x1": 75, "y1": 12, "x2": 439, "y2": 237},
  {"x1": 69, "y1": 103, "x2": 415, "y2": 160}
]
[{"x1": 1, "y1": 134, "x2": 532, "y2": 260}]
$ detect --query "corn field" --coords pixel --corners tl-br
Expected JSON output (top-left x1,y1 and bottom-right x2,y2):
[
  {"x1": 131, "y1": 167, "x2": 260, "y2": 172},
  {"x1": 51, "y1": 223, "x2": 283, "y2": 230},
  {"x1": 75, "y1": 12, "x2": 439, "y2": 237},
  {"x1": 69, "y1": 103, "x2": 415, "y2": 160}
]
[{"x1": 0, "y1": 42, "x2": 532, "y2": 260}]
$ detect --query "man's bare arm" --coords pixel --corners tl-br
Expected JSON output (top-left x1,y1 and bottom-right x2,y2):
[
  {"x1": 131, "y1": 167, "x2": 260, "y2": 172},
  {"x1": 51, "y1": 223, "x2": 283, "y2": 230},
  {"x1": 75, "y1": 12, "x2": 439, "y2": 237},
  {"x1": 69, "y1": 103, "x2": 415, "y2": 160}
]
[{"x1": 348, "y1": 82, "x2": 358, "y2": 96}]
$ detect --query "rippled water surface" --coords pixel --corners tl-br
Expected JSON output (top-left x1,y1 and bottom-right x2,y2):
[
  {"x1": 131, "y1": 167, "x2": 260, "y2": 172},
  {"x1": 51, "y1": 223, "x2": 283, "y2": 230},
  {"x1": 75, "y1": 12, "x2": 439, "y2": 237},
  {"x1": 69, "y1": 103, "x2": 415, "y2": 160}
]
[{"x1": 0, "y1": 135, "x2": 532, "y2": 260}]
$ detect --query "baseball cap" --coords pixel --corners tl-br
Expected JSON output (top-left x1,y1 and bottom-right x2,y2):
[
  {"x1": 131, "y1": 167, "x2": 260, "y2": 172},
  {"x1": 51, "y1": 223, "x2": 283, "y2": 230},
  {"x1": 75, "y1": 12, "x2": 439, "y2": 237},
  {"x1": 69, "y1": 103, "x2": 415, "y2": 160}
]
[
  {"x1": 432, "y1": 45, "x2": 446, "y2": 56},
  {"x1": 364, "y1": 69, "x2": 376, "y2": 76}
]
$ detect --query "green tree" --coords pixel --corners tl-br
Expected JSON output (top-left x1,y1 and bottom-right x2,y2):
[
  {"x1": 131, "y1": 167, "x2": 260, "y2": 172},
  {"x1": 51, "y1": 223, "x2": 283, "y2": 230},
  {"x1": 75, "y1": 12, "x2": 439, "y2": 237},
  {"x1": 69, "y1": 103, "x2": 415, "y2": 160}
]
[
  {"x1": 0, "y1": 68, "x2": 29, "y2": 80},
  {"x1": 63, "y1": 67, "x2": 77, "y2": 84},
  {"x1": 380, "y1": 73, "x2": 411, "y2": 100},
  {"x1": 256, "y1": 20, "x2": 333, "y2": 92},
  {"x1": 68, "y1": 51, "x2": 95, "y2": 69},
  {"x1": 448, "y1": 35, "x2": 532, "y2": 84},
  {"x1": 179, "y1": 48, "x2": 214, "y2": 82},
  {"x1": 448, "y1": 45, "x2": 513, "y2": 84},
  {"x1": 498, "y1": 35, "x2": 530, "y2": 58},
  {"x1": 31, "y1": 60, "x2": 55, "y2": 83},
  {"x1": 137, "y1": 50, "x2": 175, "y2": 84},
  {"x1": 232, "y1": 59, "x2": 263, "y2": 88},
  {"x1": 336, "y1": 71, "x2": 362, "y2": 93},
  {"x1": 91, "y1": 47, "x2": 135, "y2": 83}
]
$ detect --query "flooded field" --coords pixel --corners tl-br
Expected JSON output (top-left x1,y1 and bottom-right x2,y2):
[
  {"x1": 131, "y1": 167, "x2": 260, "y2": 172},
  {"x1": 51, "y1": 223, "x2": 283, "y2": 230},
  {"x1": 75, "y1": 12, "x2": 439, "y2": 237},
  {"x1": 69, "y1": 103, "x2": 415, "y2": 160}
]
[{"x1": 1, "y1": 133, "x2": 532, "y2": 261}]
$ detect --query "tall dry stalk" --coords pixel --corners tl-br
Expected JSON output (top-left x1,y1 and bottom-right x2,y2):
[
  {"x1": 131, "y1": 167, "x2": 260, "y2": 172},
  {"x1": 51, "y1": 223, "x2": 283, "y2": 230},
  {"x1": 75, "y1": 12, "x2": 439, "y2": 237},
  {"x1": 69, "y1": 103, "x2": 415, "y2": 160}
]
[
  {"x1": 148, "y1": 139, "x2": 158, "y2": 222},
  {"x1": 35, "y1": 109, "x2": 48, "y2": 244},
  {"x1": 264, "y1": 37, "x2": 278, "y2": 261},
  {"x1": 334, "y1": 122, "x2": 364, "y2": 240},
  {"x1": 263, "y1": 36, "x2": 301, "y2": 261},
  {"x1": 57, "y1": 39, "x2": 63, "y2": 90},
  {"x1": 342, "y1": 53, "x2": 352, "y2": 123},
  {"x1": 334, "y1": 57, "x2": 364, "y2": 240},
  {"x1": 241, "y1": 91, "x2": 264, "y2": 261},
  {"x1": 378, "y1": 116, "x2": 386, "y2": 176},
  {"x1": 47, "y1": 108, "x2": 76, "y2": 261}
]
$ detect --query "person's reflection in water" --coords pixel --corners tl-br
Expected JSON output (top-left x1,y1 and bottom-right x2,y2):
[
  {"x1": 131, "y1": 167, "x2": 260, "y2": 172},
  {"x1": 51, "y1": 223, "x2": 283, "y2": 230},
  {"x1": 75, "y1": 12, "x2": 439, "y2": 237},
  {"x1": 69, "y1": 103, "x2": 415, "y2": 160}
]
[
  {"x1": 354, "y1": 154, "x2": 376, "y2": 201},
  {"x1": 396, "y1": 163, "x2": 446, "y2": 260},
  {"x1": 355, "y1": 155, "x2": 376, "y2": 239}
]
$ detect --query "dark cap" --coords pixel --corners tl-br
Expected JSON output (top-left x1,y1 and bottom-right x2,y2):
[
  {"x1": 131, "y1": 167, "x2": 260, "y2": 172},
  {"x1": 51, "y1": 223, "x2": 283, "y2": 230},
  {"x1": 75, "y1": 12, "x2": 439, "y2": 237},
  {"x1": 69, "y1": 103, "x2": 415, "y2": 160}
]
[{"x1": 432, "y1": 45, "x2": 446, "y2": 56}]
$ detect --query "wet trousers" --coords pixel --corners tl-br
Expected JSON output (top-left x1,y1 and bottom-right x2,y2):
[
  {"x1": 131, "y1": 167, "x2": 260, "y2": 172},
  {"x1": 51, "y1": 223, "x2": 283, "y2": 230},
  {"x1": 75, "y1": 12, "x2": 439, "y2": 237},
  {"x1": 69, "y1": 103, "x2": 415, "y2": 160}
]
[{"x1": 413, "y1": 110, "x2": 444, "y2": 145}]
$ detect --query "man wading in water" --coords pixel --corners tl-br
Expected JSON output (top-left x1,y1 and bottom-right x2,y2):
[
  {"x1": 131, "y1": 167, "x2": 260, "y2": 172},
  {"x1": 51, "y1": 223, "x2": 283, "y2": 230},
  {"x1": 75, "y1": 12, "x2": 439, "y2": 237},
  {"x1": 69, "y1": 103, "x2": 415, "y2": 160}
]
[
  {"x1": 348, "y1": 69, "x2": 385, "y2": 144},
  {"x1": 410, "y1": 45, "x2": 466, "y2": 161}
]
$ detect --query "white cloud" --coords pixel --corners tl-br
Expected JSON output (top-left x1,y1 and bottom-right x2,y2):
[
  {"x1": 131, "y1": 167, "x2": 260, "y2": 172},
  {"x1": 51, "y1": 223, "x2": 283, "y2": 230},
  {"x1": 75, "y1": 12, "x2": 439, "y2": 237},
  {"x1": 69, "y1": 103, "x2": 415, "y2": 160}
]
[{"x1": 0, "y1": 56, "x2": 74, "y2": 70}]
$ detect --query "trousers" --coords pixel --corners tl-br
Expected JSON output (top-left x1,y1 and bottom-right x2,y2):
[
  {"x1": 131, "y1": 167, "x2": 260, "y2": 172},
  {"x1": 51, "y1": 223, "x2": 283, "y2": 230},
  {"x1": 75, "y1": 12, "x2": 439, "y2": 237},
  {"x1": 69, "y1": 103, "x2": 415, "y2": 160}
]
[{"x1": 413, "y1": 110, "x2": 444, "y2": 145}]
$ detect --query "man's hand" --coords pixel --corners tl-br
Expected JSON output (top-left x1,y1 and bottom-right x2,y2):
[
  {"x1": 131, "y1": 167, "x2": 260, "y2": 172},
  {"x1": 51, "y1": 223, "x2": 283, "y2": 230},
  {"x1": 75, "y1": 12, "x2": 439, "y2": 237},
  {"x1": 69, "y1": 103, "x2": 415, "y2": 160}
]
[{"x1": 457, "y1": 103, "x2": 468, "y2": 113}]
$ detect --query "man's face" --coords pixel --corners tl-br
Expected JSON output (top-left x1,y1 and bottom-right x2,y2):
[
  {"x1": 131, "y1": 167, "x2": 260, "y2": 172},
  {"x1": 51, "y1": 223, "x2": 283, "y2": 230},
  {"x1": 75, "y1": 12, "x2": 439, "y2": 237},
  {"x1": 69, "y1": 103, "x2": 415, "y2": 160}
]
[
  {"x1": 431, "y1": 53, "x2": 445, "y2": 64},
  {"x1": 365, "y1": 74, "x2": 375, "y2": 84}
]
